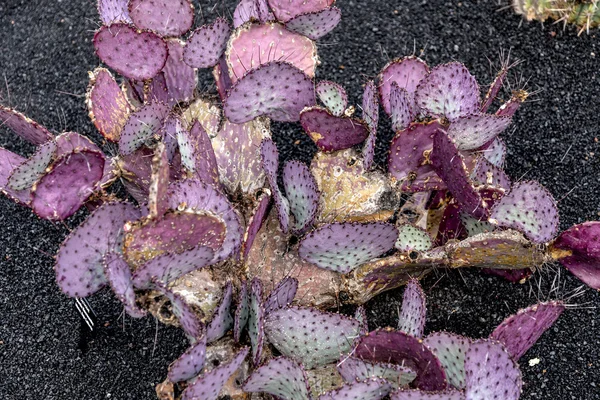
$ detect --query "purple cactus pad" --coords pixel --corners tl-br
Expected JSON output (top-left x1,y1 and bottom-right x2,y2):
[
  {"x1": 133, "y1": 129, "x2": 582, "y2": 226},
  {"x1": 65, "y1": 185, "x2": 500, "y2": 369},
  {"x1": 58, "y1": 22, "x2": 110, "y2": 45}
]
[
  {"x1": 495, "y1": 92, "x2": 526, "y2": 118},
  {"x1": 213, "y1": 56, "x2": 233, "y2": 101},
  {"x1": 391, "y1": 389, "x2": 466, "y2": 400},
  {"x1": 224, "y1": 62, "x2": 315, "y2": 123},
  {"x1": 124, "y1": 210, "x2": 225, "y2": 267},
  {"x1": 178, "y1": 121, "x2": 220, "y2": 186},
  {"x1": 31, "y1": 150, "x2": 105, "y2": 220},
  {"x1": 167, "y1": 179, "x2": 243, "y2": 261},
  {"x1": 242, "y1": 191, "x2": 272, "y2": 260},
  {"x1": 490, "y1": 301, "x2": 565, "y2": 360},
  {"x1": 147, "y1": 72, "x2": 169, "y2": 104},
  {"x1": 163, "y1": 39, "x2": 196, "y2": 104},
  {"x1": 55, "y1": 201, "x2": 140, "y2": 297},
  {"x1": 423, "y1": 332, "x2": 471, "y2": 389},
  {"x1": 471, "y1": 158, "x2": 511, "y2": 191},
  {"x1": 489, "y1": 180, "x2": 559, "y2": 243},
  {"x1": 431, "y1": 130, "x2": 485, "y2": 219},
  {"x1": 128, "y1": 0, "x2": 193, "y2": 37},
  {"x1": 553, "y1": 221, "x2": 600, "y2": 289},
  {"x1": 300, "y1": 107, "x2": 369, "y2": 152},
  {"x1": 264, "y1": 276, "x2": 299, "y2": 313},
  {"x1": 104, "y1": 251, "x2": 146, "y2": 318},
  {"x1": 362, "y1": 80, "x2": 379, "y2": 170},
  {"x1": 387, "y1": 121, "x2": 441, "y2": 186},
  {"x1": 97, "y1": 0, "x2": 132, "y2": 24},
  {"x1": 0, "y1": 106, "x2": 53, "y2": 145},
  {"x1": 299, "y1": 222, "x2": 398, "y2": 274},
  {"x1": 337, "y1": 357, "x2": 417, "y2": 388},
  {"x1": 233, "y1": 0, "x2": 260, "y2": 27},
  {"x1": 464, "y1": 340, "x2": 522, "y2": 400},
  {"x1": 264, "y1": 306, "x2": 361, "y2": 369},
  {"x1": 378, "y1": 57, "x2": 429, "y2": 116},
  {"x1": 86, "y1": 68, "x2": 131, "y2": 142},
  {"x1": 183, "y1": 18, "x2": 231, "y2": 69},
  {"x1": 480, "y1": 66, "x2": 509, "y2": 114},
  {"x1": 234, "y1": 280, "x2": 250, "y2": 342},
  {"x1": 285, "y1": 7, "x2": 342, "y2": 40},
  {"x1": 131, "y1": 245, "x2": 215, "y2": 289},
  {"x1": 390, "y1": 84, "x2": 413, "y2": 132},
  {"x1": 117, "y1": 147, "x2": 154, "y2": 204},
  {"x1": 267, "y1": 0, "x2": 334, "y2": 22},
  {"x1": 261, "y1": 139, "x2": 291, "y2": 233},
  {"x1": 182, "y1": 347, "x2": 249, "y2": 400},
  {"x1": 249, "y1": 279, "x2": 265, "y2": 365},
  {"x1": 447, "y1": 114, "x2": 511, "y2": 151},
  {"x1": 118, "y1": 102, "x2": 170, "y2": 155},
  {"x1": 153, "y1": 279, "x2": 203, "y2": 340},
  {"x1": 316, "y1": 80, "x2": 348, "y2": 117},
  {"x1": 397, "y1": 279, "x2": 427, "y2": 338},
  {"x1": 212, "y1": 117, "x2": 271, "y2": 197},
  {"x1": 481, "y1": 268, "x2": 532, "y2": 283},
  {"x1": 319, "y1": 379, "x2": 393, "y2": 400},
  {"x1": 242, "y1": 356, "x2": 311, "y2": 400},
  {"x1": 415, "y1": 62, "x2": 480, "y2": 122},
  {"x1": 353, "y1": 330, "x2": 447, "y2": 391},
  {"x1": 283, "y1": 160, "x2": 319, "y2": 234},
  {"x1": 93, "y1": 23, "x2": 169, "y2": 80},
  {"x1": 227, "y1": 23, "x2": 317, "y2": 83},
  {"x1": 206, "y1": 282, "x2": 234, "y2": 343},
  {"x1": 168, "y1": 334, "x2": 207, "y2": 382}
]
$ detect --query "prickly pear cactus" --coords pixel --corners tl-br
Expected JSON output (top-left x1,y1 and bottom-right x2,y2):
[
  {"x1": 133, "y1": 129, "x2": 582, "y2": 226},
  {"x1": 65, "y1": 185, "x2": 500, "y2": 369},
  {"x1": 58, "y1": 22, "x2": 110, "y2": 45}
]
[
  {"x1": 513, "y1": 0, "x2": 600, "y2": 34},
  {"x1": 2, "y1": 1, "x2": 600, "y2": 399}
]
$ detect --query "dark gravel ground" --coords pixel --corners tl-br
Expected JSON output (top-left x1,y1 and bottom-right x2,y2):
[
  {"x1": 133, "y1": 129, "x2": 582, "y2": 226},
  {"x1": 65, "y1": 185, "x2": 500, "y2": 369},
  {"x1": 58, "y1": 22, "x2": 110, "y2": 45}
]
[{"x1": 1, "y1": 0, "x2": 599, "y2": 399}]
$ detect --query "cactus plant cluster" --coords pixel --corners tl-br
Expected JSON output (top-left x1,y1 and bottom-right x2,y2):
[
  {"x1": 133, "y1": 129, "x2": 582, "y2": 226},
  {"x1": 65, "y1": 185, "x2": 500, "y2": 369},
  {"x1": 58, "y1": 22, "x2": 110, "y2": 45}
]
[
  {"x1": 1, "y1": 0, "x2": 600, "y2": 399},
  {"x1": 152, "y1": 278, "x2": 565, "y2": 399},
  {"x1": 513, "y1": 0, "x2": 600, "y2": 34}
]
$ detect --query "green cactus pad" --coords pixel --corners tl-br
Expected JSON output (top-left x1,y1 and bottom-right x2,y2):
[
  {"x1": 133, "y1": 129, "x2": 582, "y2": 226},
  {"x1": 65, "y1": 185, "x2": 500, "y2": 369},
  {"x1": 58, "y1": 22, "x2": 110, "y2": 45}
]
[
  {"x1": 423, "y1": 332, "x2": 471, "y2": 389},
  {"x1": 316, "y1": 80, "x2": 348, "y2": 117},
  {"x1": 264, "y1": 306, "x2": 361, "y2": 369},
  {"x1": 118, "y1": 102, "x2": 170, "y2": 155},
  {"x1": 7, "y1": 140, "x2": 57, "y2": 191},
  {"x1": 337, "y1": 356, "x2": 417, "y2": 388},
  {"x1": 396, "y1": 225, "x2": 433, "y2": 253},
  {"x1": 283, "y1": 160, "x2": 319, "y2": 234},
  {"x1": 243, "y1": 356, "x2": 311, "y2": 400}
]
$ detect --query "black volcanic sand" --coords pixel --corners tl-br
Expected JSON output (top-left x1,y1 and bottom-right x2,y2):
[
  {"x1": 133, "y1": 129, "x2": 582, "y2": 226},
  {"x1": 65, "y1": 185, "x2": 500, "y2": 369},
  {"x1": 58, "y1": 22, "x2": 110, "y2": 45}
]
[{"x1": 1, "y1": 0, "x2": 599, "y2": 399}]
